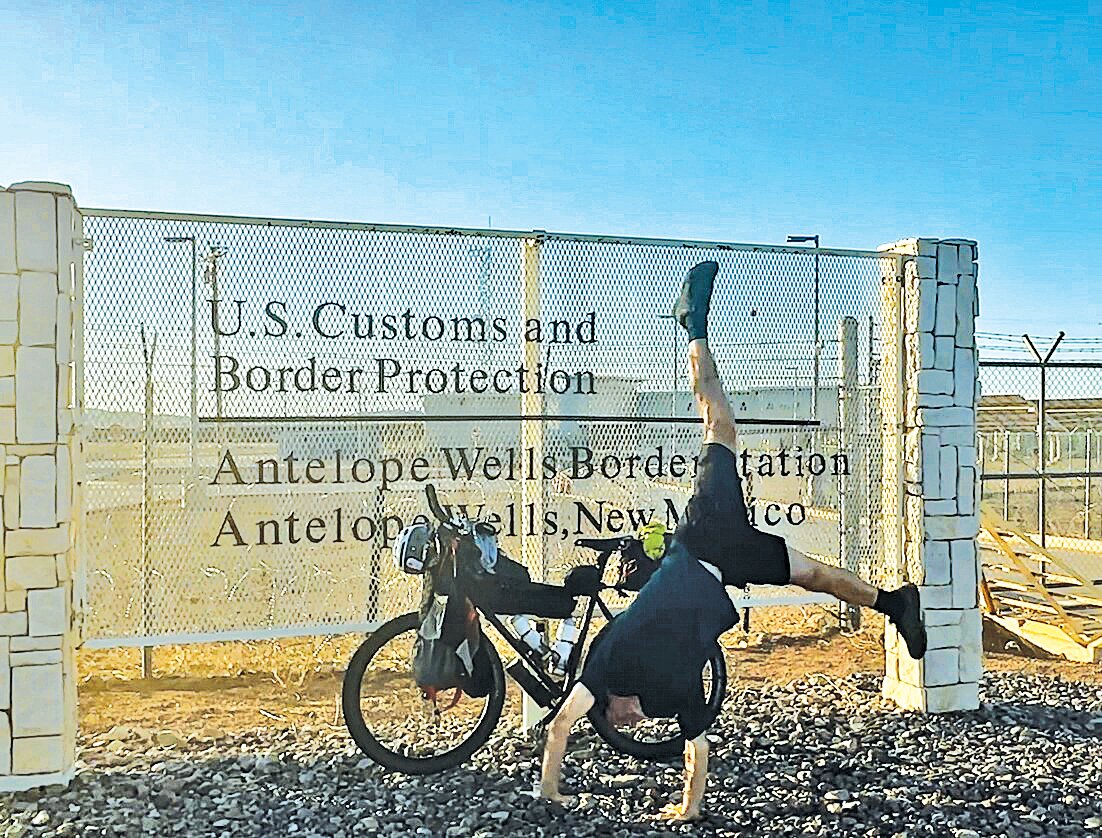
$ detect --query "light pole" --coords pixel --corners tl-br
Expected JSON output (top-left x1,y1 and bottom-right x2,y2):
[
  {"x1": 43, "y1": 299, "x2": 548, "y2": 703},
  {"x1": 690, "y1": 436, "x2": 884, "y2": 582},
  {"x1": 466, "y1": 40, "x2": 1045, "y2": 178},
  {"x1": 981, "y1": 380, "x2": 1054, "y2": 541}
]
[
  {"x1": 164, "y1": 236, "x2": 198, "y2": 487},
  {"x1": 787, "y1": 234, "x2": 820, "y2": 423}
]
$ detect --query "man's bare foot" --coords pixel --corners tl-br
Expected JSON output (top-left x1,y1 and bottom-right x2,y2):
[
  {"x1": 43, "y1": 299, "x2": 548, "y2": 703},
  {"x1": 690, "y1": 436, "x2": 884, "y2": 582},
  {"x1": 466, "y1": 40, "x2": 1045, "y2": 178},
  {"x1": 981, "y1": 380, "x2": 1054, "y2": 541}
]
[{"x1": 656, "y1": 802, "x2": 703, "y2": 823}]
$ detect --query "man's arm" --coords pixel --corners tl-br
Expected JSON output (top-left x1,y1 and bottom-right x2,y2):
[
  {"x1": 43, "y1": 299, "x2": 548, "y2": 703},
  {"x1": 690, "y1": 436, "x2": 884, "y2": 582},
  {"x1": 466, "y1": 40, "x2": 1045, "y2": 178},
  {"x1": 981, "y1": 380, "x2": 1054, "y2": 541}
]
[
  {"x1": 539, "y1": 683, "x2": 595, "y2": 804},
  {"x1": 659, "y1": 734, "x2": 708, "y2": 822}
]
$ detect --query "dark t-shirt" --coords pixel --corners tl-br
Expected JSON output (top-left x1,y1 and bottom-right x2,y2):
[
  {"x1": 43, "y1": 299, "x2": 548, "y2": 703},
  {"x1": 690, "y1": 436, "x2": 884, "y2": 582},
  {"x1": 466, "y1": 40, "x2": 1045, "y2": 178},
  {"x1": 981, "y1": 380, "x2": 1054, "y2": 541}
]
[{"x1": 579, "y1": 542, "x2": 737, "y2": 739}]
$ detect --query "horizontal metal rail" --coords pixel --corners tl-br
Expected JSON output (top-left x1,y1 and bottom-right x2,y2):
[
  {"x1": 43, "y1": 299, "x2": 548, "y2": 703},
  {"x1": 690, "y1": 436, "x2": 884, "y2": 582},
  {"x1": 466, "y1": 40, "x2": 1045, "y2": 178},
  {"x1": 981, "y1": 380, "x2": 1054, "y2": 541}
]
[
  {"x1": 981, "y1": 470, "x2": 1102, "y2": 480},
  {"x1": 82, "y1": 620, "x2": 386, "y2": 649},
  {"x1": 979, "y1": 361, "x2": 1102, "y2": 369},
  {"x1": 198, "y1": 414, "x2": 823, "y2": 426},
  {"x1": 81, "y1": 207, "x2": 895, "y2": 259}
]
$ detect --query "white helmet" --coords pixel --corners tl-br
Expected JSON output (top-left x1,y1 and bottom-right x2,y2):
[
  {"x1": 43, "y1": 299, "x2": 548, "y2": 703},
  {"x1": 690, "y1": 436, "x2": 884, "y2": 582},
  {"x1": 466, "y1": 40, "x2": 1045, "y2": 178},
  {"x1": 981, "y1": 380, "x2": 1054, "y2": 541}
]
[{"x1": 394, "y1": 522, "x2": 432, "y2": 574}]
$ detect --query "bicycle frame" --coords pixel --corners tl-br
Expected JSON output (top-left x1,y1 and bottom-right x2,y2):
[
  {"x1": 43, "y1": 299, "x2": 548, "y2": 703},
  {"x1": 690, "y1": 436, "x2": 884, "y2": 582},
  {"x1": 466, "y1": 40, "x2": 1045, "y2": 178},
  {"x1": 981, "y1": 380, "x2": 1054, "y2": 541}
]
[{"x1": 476, "y1": 548, "x2": 619, "y2": 722}]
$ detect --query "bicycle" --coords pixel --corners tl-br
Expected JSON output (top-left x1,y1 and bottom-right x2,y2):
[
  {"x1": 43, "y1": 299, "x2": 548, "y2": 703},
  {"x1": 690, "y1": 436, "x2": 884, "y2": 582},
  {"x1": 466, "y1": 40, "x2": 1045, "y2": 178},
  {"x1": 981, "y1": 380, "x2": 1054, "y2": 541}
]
[{"x1": 342, "y1": 484, "x2": 727, "y2": 775}]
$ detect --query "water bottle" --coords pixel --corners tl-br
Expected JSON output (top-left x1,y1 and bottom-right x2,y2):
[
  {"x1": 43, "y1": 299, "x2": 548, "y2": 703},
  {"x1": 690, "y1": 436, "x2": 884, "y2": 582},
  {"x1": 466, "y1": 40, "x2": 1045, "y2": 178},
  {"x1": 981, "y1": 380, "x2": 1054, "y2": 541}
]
[
  {"x1": 510, "y1": 614, "x2": 547, "y2": 656},
  {"x1": 550, "y1": 617, "x2": 579, "y2": 676}
]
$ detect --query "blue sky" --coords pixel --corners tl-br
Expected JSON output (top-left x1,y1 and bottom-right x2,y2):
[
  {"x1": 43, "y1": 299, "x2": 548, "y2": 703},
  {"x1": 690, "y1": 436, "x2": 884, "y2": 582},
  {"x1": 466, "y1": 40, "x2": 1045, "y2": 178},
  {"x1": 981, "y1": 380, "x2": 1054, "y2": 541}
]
[{"x1": 3, "y1": 0, "x2": 1098, "y2": 344}]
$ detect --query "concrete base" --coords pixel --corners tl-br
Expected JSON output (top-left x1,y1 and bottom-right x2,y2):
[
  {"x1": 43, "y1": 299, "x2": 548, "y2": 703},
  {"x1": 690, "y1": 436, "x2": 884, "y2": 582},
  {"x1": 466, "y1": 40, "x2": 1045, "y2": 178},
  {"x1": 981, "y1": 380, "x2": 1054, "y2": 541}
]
[
  {"x1": 0, "y1": 766, "x2": 74, "y2": 793},
  {"x1": 521, "y1": 691, "x2": 549, "y2": 732},
  {"x1": 883, "y1": 677, "x2": 980, "y2": 713}
]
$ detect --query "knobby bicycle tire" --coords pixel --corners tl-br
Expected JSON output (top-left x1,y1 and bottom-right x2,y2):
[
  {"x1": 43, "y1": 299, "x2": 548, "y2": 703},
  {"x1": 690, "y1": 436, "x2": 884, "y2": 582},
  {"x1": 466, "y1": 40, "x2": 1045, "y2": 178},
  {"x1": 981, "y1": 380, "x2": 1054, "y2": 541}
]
[{"x1": 342, "y1": 611, "x2": 506, "y2": 774}]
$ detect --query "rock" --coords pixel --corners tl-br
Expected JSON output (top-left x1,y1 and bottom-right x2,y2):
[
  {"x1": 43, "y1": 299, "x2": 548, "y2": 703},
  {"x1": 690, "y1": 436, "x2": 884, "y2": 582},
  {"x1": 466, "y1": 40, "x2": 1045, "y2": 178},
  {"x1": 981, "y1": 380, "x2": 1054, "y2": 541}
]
[
  {"x1": 605, "y1": 773, "x2": 644, "y2": 788},
  {"x1": 103, "y1": 725, "x2": 132, "y2": 742},
  {"x1": 13, "y1": 671, "x2": 1102, "y2": 838},
  {"x1": 155, "y1": 731, "x2": 187, "y2": 748},
  {"x1": 31, "y1": 812, "x2": 50, "y2": 826}
]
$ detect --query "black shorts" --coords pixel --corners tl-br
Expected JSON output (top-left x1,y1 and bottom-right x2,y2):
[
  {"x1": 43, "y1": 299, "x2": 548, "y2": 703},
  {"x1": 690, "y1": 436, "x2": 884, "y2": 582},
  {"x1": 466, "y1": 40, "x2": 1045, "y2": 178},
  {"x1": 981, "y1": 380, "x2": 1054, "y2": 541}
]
[{"x1": 673, "y1": 443, "x2": 791, "y2": 587}]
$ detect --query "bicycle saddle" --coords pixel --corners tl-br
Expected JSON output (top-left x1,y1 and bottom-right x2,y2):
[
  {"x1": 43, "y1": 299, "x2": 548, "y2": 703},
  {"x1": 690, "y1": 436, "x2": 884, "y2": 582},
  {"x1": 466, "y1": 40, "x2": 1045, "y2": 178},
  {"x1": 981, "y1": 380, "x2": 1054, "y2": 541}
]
[{"x1": 576, "y1": 536, "x2": 633, "y2": 552}]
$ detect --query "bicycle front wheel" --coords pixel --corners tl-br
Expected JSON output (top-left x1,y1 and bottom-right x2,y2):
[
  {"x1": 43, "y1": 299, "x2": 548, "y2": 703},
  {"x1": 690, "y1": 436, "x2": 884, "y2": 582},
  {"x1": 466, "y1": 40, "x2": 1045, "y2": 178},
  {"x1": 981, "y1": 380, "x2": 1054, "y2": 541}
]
[{"x1": 342, "y1": 611, "x2": 506, "y2": 774}]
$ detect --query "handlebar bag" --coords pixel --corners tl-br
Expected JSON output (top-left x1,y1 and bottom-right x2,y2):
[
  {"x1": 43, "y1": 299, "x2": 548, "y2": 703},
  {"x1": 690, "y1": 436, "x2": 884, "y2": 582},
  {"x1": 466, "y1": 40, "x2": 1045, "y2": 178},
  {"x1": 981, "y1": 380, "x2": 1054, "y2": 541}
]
[{"x1": 458, "y1": 628, "x2": 494, "y2": 698}]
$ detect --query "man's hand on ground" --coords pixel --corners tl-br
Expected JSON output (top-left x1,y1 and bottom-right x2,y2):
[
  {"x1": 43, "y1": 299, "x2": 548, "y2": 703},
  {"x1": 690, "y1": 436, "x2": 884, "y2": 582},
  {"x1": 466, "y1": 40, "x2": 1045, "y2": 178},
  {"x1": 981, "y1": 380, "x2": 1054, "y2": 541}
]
[
  {"x1": 538, "y1": 788, "x2": 575, "y2": 807},
  {"x1": 655, "y1": 802, "x2": 703, "y2": 823}
]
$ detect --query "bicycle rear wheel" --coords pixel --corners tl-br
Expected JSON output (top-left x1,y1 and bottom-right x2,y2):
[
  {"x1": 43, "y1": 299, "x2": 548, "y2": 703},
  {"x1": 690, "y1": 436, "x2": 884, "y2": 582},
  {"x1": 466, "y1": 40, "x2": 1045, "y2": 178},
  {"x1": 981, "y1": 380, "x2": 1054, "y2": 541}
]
[
  {"x1": 586, "y1": 620, "x2": 727, "y2": 760},
  {"x1": 342, "y1": 611, "x2": 505, "y2": 774}
]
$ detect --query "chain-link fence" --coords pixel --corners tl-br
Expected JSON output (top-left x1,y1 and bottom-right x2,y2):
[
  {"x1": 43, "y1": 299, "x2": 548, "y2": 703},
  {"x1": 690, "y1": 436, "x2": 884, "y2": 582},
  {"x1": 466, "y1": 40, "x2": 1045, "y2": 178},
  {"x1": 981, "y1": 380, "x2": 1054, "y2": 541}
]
[
  {"x1": 978, "y1": 344, "x2": 1102, "y2": 587},
  {"x1": 79, "y1": 209, "x2": 900, "y2": 645}
]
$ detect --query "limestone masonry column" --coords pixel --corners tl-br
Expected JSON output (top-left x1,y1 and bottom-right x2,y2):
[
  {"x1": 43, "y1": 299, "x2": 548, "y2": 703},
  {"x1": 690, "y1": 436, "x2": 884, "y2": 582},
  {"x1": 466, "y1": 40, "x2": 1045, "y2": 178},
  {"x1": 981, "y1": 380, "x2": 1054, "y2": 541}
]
[
  {"x1": 0, "y1": 181, "x2": 84, "y2": 790},
  {"x1": 880, "y1": 237, "x2": 982, "y2": 712}
]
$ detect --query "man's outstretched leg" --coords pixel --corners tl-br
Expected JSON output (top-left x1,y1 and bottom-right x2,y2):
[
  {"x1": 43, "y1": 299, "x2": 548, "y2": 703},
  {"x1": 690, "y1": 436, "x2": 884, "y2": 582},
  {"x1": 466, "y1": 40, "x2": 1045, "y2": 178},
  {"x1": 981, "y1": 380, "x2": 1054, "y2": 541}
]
[
  {"x1": 787, "y1": 548, "x2": 925, "y2": 657},
  {"x1": 675, "y1": 261, "x2": 739, "y2": 453},
  {"x1": 674, "y1": 260, "x2": 927, "y2": 659}
]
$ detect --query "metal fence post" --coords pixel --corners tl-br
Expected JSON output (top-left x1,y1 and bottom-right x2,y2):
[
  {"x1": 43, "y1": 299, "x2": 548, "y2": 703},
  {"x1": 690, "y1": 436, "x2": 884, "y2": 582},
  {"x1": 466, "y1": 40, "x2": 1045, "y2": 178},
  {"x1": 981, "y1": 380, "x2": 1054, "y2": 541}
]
[
  {"x1": 163, "y1": 235, "x2": 198, "y2": 490},
  {"x1": 812, "y1": 246, "x2": 821, "y2": 424},
  {"x1": 140, "y1": 327, "x2": 157, "y2": 678},
  {"x1": 189, "y1": 240, "x2": 198, "y2": 489},
  {"x1": 1087, "y1": 429, "x2": 1093, "y2": 540},
  {"x1": 1024, "y1": 332, "x2": 1065, "y2": 563},
  {"x1": 838, "y1": 316, "x2": 859, "y2": 628},
  {"x1": 519, "y1": 235, "x2": 547, "y2": 733}
]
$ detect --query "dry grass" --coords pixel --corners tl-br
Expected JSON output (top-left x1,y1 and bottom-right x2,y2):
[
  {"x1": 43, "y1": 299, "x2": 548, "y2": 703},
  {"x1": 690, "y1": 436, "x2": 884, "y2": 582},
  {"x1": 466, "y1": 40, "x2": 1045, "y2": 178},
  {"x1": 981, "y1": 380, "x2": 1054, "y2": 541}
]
[{"x1": 75, "y1": 606, "x2": 1099, "y2": 740}]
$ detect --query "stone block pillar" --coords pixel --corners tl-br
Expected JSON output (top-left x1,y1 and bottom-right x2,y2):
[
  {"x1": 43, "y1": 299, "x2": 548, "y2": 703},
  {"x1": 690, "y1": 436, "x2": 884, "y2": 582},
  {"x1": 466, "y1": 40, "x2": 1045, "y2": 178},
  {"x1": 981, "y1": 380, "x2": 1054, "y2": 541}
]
[
  {"x1": 0, "y1": 182, "x2": 83, "y2": 789},
  {"x1": 879, "y1": 237, "x2": 982, "y2": 712}
]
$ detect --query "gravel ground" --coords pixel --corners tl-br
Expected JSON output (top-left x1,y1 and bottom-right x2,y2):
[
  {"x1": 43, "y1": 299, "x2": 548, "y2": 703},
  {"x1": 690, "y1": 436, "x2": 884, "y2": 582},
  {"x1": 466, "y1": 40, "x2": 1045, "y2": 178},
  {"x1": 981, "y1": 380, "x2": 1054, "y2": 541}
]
[{"x1": 4, "y1": 671, "x2": 1101, "y2": 838}]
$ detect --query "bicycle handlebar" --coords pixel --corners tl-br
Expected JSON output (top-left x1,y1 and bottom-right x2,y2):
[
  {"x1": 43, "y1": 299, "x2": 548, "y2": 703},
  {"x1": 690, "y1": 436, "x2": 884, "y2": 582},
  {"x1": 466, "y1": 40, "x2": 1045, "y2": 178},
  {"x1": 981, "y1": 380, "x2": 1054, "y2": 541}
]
[{"x1": 425, "y1": 484, "x2": 449, "y2": 523}]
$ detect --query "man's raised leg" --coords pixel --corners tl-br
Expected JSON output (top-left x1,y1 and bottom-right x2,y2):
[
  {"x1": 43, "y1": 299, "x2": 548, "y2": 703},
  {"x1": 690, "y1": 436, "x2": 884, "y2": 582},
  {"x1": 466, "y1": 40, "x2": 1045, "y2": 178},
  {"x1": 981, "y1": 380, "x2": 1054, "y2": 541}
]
[
  {"x1": 689, "y1": 338, "x2": 739, "y2": 453},
  {"x1": 675, "y1": 260, "x2": 740, "y2": 453},
  {"x1": 539, "y1": 684, "x2": 595, "y2": 804}
]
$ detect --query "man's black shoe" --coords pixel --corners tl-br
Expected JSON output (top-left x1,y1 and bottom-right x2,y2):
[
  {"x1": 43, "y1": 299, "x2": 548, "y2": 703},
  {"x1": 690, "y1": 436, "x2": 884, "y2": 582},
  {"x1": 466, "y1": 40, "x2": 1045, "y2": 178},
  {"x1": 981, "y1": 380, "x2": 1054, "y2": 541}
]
[
  {"x1": 673, "y1": 260, "x2": 718, "y2": 341},
  {"x1": 891, "y1": 584, "x2": 927, "y2": 660}
]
